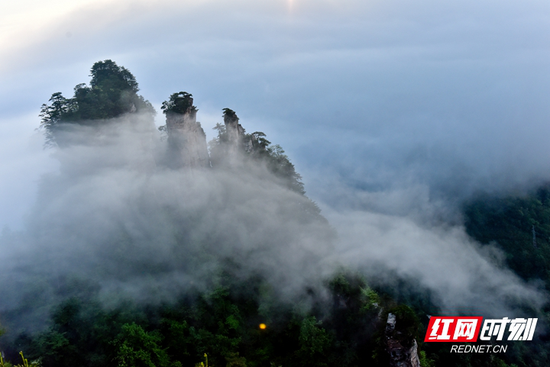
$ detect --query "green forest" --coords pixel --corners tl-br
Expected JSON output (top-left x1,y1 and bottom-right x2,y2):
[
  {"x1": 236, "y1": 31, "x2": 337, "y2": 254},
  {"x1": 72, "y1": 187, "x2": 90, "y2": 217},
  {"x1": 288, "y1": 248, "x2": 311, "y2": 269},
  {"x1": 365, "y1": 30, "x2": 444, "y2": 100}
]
[{"x1": 0, "y1": 60, "x2": 549, "y2": 367}]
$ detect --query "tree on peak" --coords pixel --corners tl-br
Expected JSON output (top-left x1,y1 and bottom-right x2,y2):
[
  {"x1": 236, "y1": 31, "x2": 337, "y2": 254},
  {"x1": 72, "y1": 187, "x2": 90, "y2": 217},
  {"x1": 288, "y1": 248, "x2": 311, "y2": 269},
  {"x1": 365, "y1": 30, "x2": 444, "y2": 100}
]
[
  {"x1": 39, "y1": 60, "x2": 155, "y2": 145},
  {"x1": 222, "y1": 108, "x2": 237, "y2": 120},
  {"x1": 161, "y1": 92, "x2": 196, "y2": 115},
  {"x1": 89, "y1": 60, "x2": 139, "y2": 93}
]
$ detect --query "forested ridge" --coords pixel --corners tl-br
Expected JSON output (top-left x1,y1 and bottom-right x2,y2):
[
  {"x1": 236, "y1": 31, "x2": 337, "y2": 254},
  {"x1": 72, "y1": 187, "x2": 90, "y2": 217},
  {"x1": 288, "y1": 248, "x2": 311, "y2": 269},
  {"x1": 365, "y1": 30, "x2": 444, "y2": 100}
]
[
  {"x1": 464, "y1": 186, "x2": 550, "y2": 289},
  {"x1": 0, "y1": 60, "x2": 548, "y2": 367}
]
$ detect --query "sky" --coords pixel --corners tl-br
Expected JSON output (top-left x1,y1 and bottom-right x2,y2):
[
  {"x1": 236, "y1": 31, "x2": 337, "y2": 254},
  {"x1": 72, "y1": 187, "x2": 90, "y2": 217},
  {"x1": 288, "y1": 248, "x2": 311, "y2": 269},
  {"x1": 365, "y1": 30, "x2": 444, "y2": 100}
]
[
  {"x1": 2, "y1": 0, "x2": 550, "y2": 228},
  {"x1": 1, "y1": 0, "x2": 550, "y2": 317}
]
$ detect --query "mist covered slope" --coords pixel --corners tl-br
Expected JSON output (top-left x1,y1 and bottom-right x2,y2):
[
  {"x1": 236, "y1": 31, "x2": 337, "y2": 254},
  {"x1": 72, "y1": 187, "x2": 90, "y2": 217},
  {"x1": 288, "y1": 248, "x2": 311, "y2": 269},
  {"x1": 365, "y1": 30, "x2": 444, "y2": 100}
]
[
  {"x1": 464, "y1": 186, "x2": 550, "y2": 290},
  {"x1": 0, "y1": 60, "x2": 548, "y2": 367},
  {"x1": 1, "y1": 59, "x2": 332, "y2": 324}
]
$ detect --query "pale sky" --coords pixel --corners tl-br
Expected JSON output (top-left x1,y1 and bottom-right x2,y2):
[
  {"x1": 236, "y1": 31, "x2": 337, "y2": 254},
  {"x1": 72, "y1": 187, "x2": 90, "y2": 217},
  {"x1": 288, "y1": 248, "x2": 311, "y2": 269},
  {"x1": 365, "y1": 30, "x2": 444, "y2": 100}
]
[{"x1": 2, "y1": 0, "x2": 550, "y2": 228}]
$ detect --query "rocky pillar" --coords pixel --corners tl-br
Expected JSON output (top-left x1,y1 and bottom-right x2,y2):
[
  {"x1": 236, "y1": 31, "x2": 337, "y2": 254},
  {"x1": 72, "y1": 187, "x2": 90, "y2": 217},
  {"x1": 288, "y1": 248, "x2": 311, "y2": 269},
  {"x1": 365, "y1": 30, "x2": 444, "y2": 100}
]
[{"x1": 166, "y1": 105, "x2": 209, "y2": 168}]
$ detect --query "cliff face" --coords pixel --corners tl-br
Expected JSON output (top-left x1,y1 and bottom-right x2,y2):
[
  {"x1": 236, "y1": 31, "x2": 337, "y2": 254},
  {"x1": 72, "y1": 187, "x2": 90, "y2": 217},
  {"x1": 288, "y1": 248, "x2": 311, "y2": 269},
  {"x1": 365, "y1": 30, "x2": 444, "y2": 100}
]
[
  {"x1": 205, "y1": 108, "x2": 252, "y2": 168},
  {"x1": 223, "y1": 108, "x2": 256, "y2": 156},
  {"x1": 163, "y1": 103, "x2": 255, "y2": 169},
  {"x1": 223, "y1": 108, "x2": 245, "y2": 146},
  {"x1": 385, "y1": 313, "x2": 421, "y2": 367},
  {"x1": 165, "y1": 100, "x2": 209, "y2": 168}
]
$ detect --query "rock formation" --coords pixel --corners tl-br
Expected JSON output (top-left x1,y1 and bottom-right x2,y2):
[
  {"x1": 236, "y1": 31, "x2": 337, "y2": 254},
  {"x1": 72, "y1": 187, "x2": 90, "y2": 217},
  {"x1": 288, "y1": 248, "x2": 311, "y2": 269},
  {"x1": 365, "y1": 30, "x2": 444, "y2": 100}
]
[
  {"x1": 385, "y1": 313, "x2": 421, "y2": 367},
  {"x1": 222, "y1": 108, "x2": 245, "y2": 146},
  {"x1": 222, "y1": 108, "x2": 256, "y2": 154},
  {"x1": 163, "y1": 92, "x2": 210, "y2": 168}
]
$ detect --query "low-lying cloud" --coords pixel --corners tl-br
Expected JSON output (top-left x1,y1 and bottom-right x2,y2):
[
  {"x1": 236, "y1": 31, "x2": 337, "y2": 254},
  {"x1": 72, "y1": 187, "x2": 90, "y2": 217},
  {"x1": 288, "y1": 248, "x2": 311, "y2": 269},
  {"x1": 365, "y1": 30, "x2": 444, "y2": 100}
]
[
  {"x1": 0, "y1": 112, "x2": 546, "y2": 337},
  {"x1": 326, "y1": 206, "x2": 546, "y2": 316},
  {"x1": 0, "y1": 113, "x2": 334, "y2": 330}
]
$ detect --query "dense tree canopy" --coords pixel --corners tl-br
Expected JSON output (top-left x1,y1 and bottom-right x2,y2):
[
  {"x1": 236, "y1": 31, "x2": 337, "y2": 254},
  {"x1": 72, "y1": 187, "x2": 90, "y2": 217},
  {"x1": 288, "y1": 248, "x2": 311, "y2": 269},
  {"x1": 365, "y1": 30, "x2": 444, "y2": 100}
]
[
  {"x1": 39, "y1": 60, "x2": 154, "y2": 145},
  {"x1": 464, "y1": 185, "x2": 550, "y2": 289},
  {"x1": 161, "y1": 92, "x2": 195, "y2": 115}
]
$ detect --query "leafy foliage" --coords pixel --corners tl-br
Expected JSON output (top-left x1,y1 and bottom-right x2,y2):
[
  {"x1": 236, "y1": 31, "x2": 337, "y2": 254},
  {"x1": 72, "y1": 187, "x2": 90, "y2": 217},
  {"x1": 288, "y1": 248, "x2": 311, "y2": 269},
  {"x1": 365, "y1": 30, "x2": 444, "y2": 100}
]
[
  {"x1": 0, "y1": 271, "x2": 391, "y2": 367},
  {"x1": 0, "y1": 352, "x2": 39, "y2": 367},
  {"x1": 458, "y1": 185, "x2": 550, "y2": 367},
  {"x1": 161, "y1": 92, "x2": 196, "y2": 115},
  {"x1": 4, "y1": 269, "x2": 535, "y2": 367},
  {"x1": 463, "y1": 185, "x2": 550, "y2": 289},
  {"x1": 39, "y1": 60, "x2": 154, "y2": 145},
  {"x1": 114, "y1": 323, "x2": 173, "y2": 367}
]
